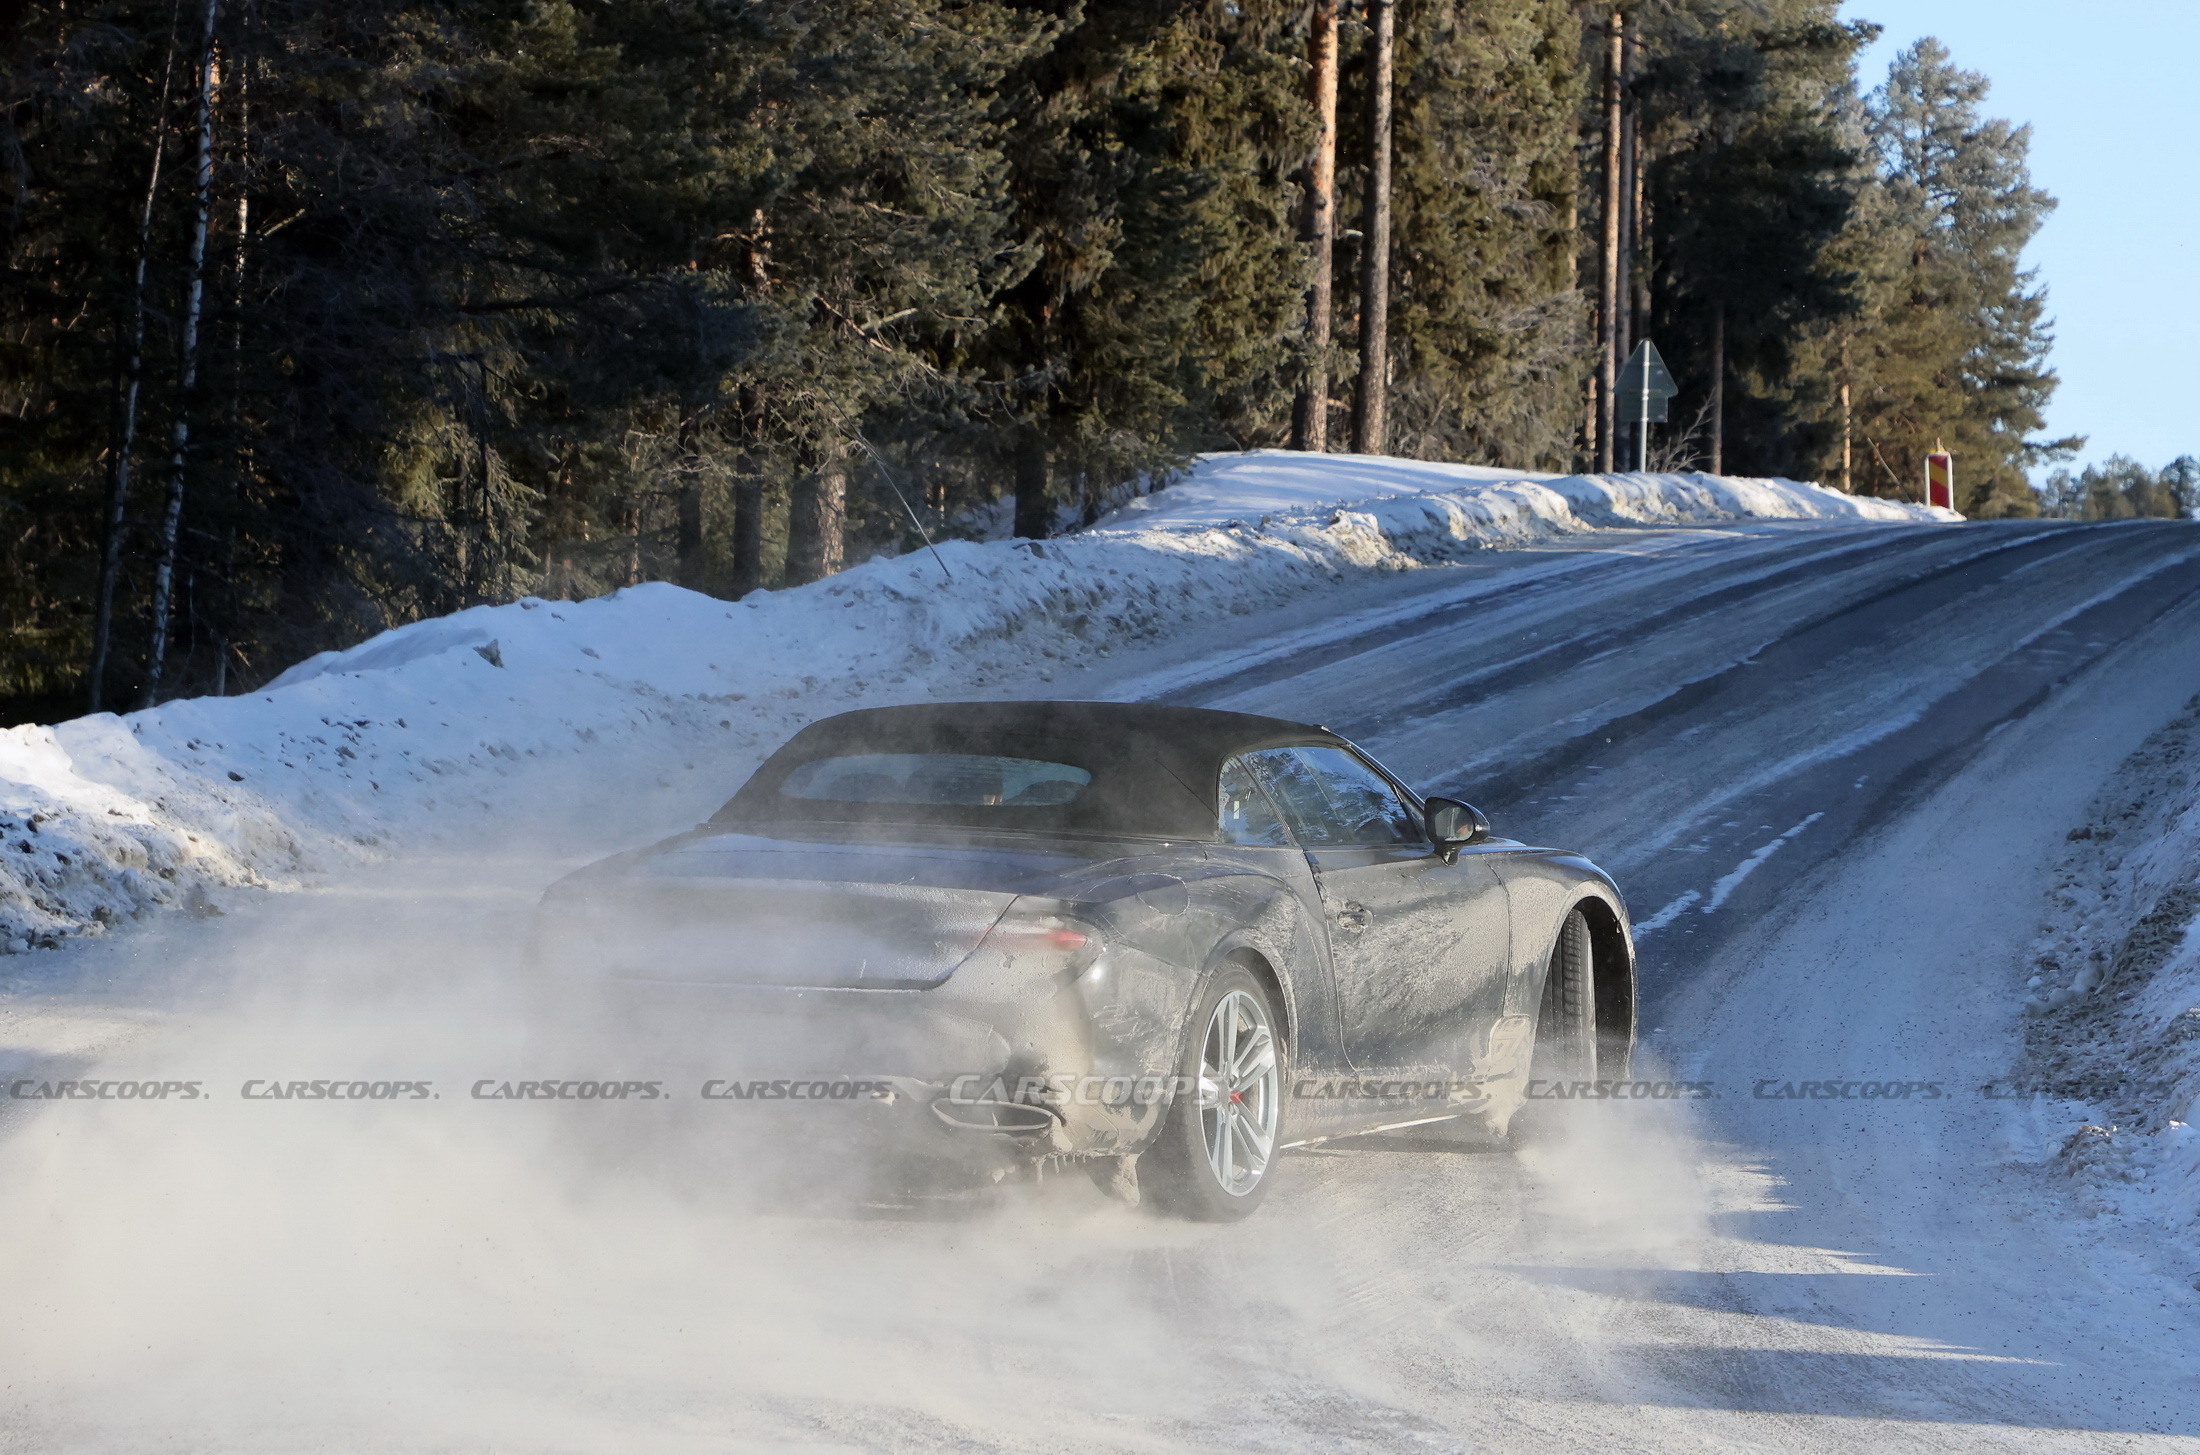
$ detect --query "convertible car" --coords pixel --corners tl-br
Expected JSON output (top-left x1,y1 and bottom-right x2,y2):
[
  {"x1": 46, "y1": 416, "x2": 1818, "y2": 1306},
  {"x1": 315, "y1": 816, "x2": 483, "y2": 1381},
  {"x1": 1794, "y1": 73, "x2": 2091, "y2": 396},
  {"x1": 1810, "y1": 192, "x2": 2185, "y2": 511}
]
[{"x1": 529, "y1": 701, "x2": 1634, "y2": 1219}]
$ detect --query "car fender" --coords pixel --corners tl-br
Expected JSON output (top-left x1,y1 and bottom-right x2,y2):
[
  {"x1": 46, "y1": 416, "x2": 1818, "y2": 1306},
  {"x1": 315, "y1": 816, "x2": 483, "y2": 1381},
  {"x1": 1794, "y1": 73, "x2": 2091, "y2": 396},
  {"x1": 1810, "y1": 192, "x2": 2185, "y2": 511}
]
[{"x1": 1485, "y1": 848, "x2": 1633, "y2": 1014}]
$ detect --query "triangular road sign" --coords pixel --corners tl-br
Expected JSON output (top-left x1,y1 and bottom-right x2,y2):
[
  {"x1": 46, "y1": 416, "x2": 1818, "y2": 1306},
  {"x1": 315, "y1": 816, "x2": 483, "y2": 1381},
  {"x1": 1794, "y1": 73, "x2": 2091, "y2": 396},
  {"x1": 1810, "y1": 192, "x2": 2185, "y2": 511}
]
[
  {"x1": 1616, "y1": 340, "x2": 1676, "y2": 424},
  {"x1": 1617, "y1": 340, "x2": 1676, "y2": 397}
]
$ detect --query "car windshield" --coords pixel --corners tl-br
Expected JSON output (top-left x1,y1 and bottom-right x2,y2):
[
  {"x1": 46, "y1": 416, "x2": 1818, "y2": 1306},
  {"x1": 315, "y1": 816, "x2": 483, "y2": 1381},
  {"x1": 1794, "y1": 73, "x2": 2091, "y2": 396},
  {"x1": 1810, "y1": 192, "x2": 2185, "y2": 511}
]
[{"x1": 777, "y1": 753, "x2": 1093, "y2": 808}]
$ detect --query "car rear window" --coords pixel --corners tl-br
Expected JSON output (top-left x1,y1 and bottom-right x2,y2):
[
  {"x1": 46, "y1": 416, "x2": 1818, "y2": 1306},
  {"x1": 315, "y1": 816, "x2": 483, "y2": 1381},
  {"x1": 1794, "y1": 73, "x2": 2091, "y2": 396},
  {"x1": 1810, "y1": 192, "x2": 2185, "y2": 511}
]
[{"x1": 777, "y1": 753, "x2": 1093, "y2": 808}]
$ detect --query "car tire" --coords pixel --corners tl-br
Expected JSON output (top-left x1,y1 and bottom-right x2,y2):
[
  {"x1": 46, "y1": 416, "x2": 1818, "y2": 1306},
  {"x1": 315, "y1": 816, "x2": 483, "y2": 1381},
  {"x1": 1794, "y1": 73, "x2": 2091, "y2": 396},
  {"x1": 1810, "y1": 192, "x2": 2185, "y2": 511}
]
[
  {"x1": 1510, "y1": 907, "x2": 1600, "y2": 1148},
  {"x1": 1531, "y1": 907, "x2": 1599, "y2": 1086},
  {"x1": 1140, "y1": 964, "x2": 1287, "y2": 1221}
]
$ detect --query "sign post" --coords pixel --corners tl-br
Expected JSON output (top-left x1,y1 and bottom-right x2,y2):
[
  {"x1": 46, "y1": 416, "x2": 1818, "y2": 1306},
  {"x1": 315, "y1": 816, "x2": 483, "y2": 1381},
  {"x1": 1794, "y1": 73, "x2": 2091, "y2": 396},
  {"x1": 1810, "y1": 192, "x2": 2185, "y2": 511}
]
[
  {"x1": 1925, "y1": 447, "x2": 1955, "y2": 511},
  {"x1": 1615, "y1": 341, "x2": 1678, "y2": 473}
]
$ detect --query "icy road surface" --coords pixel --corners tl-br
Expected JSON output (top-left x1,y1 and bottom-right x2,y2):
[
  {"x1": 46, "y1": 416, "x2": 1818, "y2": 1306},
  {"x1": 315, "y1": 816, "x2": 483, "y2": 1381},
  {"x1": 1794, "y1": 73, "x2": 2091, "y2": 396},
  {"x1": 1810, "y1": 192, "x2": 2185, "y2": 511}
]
[{"x1": 5, "y1": 519, "x2": 2200, "y2": 1452}]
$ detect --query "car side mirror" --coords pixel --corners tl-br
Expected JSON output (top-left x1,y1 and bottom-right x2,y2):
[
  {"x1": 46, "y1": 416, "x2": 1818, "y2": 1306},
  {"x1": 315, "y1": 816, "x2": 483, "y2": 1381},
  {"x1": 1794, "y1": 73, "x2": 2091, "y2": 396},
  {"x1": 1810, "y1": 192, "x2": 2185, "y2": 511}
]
[{"x1": 1425, "y1": 797, "x2": 1490, "y2": 850}]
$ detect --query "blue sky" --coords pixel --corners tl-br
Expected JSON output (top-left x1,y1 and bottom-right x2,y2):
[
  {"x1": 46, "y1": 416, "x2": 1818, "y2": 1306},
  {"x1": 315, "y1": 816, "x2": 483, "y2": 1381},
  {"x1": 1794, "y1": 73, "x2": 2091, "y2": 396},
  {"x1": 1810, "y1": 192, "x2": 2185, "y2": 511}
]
[{"x1": 1843, "y1": 2, "x2": 2200, "y2": 478}]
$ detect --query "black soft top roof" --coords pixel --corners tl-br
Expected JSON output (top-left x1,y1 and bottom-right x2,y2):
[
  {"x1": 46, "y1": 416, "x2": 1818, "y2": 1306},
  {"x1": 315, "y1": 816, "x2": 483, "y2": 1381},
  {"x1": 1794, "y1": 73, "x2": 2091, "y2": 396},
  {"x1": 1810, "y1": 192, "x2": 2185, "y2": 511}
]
[{"x1": 716, "y1": 700, "x2": 1342, "y2": 839}]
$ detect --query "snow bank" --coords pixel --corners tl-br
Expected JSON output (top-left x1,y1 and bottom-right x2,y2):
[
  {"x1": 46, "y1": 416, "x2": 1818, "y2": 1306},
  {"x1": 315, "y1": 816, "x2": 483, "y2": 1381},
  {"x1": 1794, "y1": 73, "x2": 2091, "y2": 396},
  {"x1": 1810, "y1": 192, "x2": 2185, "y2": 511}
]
[
  {"x1": 1099, "y1": 449, "x2": 1953, "y2": 532},
  {"x1": 0, "y1": 454, "x2": 1951, "y2": 953},
  {"x1": 2024, "y1": 693, "x2": 2200, "y2": 1226}
]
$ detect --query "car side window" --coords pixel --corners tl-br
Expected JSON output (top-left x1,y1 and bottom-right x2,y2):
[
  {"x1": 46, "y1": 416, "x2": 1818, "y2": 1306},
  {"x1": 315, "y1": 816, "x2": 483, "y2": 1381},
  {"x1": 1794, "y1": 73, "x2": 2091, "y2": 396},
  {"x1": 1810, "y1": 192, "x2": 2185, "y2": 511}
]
[
  {"x1": 1244, "y1": 745, "x2": 1425, "y2": 848},
  {"x1": 1217, "y1": 756, "x2": 1293, "y2": 846},
  {"x1": 1236, "y1": 748, "x2": 1333, "y2": 842}
]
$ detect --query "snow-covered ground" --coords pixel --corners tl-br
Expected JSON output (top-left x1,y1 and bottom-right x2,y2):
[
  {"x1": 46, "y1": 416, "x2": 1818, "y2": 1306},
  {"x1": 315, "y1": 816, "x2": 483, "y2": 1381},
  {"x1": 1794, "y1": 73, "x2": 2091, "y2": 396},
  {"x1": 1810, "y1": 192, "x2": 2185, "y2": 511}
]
[
  {"x1": 1099, "y1": 449, "x2": 1945, "y2": 532},
  {"x1": 0, "y1": 453, "x2": 1948, "y2": 954},
  {"x1": 2023, "y1": 691, "x2": 2200, "y2": 1226},
  {"x1": 3, "y1": 483, "x2": 2198, "y2": 1451}
]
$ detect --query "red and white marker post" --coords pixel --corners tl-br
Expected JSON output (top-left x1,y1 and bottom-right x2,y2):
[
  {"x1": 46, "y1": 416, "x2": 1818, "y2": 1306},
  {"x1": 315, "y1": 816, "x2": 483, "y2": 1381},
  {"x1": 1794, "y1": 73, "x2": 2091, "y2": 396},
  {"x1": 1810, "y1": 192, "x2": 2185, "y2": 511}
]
[{"x1": 1925, "y1": 449, "x2": 1955, "y2": 511}]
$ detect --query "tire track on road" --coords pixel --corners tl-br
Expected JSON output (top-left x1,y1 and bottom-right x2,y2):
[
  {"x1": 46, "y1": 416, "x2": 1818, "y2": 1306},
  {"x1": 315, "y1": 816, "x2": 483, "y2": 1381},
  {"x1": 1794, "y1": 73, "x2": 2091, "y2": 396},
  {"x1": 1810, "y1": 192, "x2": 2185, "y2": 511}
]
[
  {"x1": 1621, "y1": 540, "x2": 2200, "y2": 1004},
  {"x1": 1346, "y1": 524, "x2": 2051, "y2": 740},
  {"x1": 1158, "y1": 525, "x2": 1955, "y2": 710},
  {"x1": 1372, "y1": 523, "x2": 2107, "y2": 802}
]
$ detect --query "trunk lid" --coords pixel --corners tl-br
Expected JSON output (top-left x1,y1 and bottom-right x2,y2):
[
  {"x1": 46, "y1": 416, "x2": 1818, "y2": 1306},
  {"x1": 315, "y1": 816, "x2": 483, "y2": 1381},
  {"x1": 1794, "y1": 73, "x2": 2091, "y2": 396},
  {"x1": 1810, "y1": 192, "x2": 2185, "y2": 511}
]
[{"x1": 555, "y1": 830, "x2": 1100, "y2": 990}]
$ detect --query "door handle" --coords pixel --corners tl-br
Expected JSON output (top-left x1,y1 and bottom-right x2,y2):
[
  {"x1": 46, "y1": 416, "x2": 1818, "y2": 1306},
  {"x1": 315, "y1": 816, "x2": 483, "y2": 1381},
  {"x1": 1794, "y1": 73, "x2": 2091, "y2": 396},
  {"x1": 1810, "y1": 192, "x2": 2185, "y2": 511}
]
[{"x1": 1336, "y1": 902, "x2": 1372, "y2": 931}]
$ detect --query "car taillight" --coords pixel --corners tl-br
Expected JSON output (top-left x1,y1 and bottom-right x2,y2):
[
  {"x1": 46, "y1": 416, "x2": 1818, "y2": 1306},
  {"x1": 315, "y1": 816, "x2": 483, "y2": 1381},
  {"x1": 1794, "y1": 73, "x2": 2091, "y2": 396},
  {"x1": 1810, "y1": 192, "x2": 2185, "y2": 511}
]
[
  {"x1": 979, "y1": 912, "x2": 1098, "y2": 958},
  {"x1": 987, "y1": 923, "x2": 1090, "y2": 952}
]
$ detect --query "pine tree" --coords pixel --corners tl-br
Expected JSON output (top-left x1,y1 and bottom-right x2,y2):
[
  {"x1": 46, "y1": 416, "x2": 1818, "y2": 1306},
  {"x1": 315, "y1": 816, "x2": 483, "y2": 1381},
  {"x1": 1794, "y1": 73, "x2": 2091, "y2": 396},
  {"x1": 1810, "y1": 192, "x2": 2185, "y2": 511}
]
[
  {"x1": 2039, "y1": 456, "x2": 2189, "y2": 520},
  {"x1": 1368, "y1": 0, "x2": 1586, "y2": 470},
  {"x1": 1, "y1": 0, "x2": 1041, "y2": 713},
  {"x1": 975, "y1": 1, "x2": 1310, "y2": 534},
  {"x1": 0, "y1": 0, "x2": 173, "y2": 719},
  {"x1": 451, "y1": 0, "x2": 1038, "y2": 589},
  {"x1": 0, "y1": 0, "x2": 2117, "y2": 725},
  {"x1": 1637, "y1": 0, "x2": 1868, "y2": 478},
  {"x1": 2164, "y1": 456, "x2": 2200, "y2": 518},
  {"x1": 1838, "y1": 39, "x2": 2070, "y2": 515},
  {"x1": 1289, "y1": 0, "x2": 1341, "y2": 452}
]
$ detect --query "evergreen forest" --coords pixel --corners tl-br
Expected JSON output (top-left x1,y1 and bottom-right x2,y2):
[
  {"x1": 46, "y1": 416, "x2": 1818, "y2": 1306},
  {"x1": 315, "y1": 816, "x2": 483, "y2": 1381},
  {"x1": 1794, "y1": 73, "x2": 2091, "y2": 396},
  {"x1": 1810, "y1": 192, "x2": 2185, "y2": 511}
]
[{"x1": 0, "y1": 1, "x2": 2088, "y2": 721}]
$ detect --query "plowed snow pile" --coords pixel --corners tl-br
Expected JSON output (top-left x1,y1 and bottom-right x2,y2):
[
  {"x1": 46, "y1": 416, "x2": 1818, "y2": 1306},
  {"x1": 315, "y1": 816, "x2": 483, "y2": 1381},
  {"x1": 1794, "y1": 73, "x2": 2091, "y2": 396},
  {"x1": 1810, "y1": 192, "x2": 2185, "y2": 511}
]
[
  {"x1": 2023, "y1": 691, "x2": 2200, "y2": 1225},
  {"x1": 0, "y1": 452, "x2": 1949, "y2": 953}
]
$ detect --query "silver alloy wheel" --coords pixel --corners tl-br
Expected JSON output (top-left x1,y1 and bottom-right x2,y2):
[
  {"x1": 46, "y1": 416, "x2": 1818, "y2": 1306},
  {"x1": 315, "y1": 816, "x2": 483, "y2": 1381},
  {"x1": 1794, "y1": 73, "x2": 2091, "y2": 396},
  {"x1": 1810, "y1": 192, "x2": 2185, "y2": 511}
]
[{"x1": 1196, "y1": 987, "x2": 1280, "y2": 1197}]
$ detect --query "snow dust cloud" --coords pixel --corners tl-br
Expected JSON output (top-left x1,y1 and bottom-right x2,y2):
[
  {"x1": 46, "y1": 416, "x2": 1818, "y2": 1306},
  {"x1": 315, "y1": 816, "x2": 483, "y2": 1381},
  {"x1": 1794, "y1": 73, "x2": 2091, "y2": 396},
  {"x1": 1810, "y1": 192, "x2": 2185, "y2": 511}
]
[{"x1": 0, "y1": 842, "x2": 1721, "y2": 1453}]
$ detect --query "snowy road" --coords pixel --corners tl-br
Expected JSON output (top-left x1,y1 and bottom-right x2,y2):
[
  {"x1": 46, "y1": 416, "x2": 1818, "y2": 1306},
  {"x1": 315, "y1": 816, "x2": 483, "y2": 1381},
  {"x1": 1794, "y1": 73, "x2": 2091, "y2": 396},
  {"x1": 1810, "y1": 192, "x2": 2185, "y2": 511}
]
[
  {"x1": 6, "y1": 519, "x2": 2200, "y2": 1452},
  {"x1": 1163, "y1": 518, "x2": 2200, "y2": 986}
]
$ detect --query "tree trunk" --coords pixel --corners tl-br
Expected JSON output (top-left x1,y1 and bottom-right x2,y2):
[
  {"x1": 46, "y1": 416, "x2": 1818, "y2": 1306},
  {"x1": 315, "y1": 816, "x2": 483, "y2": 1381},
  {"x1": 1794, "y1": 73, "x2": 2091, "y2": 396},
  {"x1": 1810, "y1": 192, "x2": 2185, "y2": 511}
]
[
  {"x1": 675, "y1": 406, "x2": 705, "y2": 585},
  {"x1": 1620, "y1": 29, "x2": 1652, "y2": 472},
  {"x1": 728, "y1": 218, "x2": 771, "y2": 593},
  {"x1": 1351, "y1": 0, "x2": 1394, "y2": 456},
  {"x1": 730, "y1": 473, "x2": 764, "y2": 593},
  {"x1": 1596, "y1": 7, "x2": 1624, "y2": 474},
  {"x1": 1838, "y1": 332, "x2": 1852, "y2": 492},
  {"x1": 90, "y1": 19, "x2": 184, "y2": 712},
  {"x1": 467, "y1": 358, "x2": 496, "y2": 602},
  {"x1": 1616, "y1": 77, "x2": 1636, "y2": 471},
  {"x1": 1012, "y1": 428, "x2": 1051, "y2": 539},
  {"x1": 141, "y1": 0, "x2": 220, "y2": 709},
  {"x1": 786, "y1": 440, "x2": 847, "y2": 584},
  {"x1": 1710, "y1": 303, "x2": 1725, "y2": 475},
  {"x1": 729, "y1": 386, "x2": 764, "y2": 594},
  {"x1": 1583, "y1": 374, "x2": 1599, "y2": 467},
  {"x1": 1626, "y1": 26, "x2": 1647, "y2": 349},
  {"x1": 227, "y1": 9, "x2": 249, "y2": 425},
  {"x1": 1568, "y1": 28, "x2": 1589, "y2": 468},
  {"x1": 1291, "y1": 0, "x2": 1340, "y2": 453},
  {"x1": 675, "y1": 478, "x2": 704, "y2": 579},
  {"x1": 1616, "y1": 80, "x2": 1634, "y2": 369},
  {"x1": 219, "y1": 23, "x2": 250, "y2": 631}
]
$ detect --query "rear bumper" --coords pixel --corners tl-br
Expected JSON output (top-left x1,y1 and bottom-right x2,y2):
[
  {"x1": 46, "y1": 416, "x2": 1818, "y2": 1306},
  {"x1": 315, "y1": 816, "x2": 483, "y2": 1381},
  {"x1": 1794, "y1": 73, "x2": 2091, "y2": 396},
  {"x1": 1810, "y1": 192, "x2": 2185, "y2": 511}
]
[{"x1": 531, "y1": 970, "x2": 1178, "y2": 1163}]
